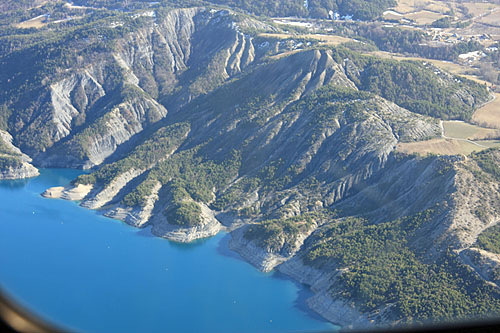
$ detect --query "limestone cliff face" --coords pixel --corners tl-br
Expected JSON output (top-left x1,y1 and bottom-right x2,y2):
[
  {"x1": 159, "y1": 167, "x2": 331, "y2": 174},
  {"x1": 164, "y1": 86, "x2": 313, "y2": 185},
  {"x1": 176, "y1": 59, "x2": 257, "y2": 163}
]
[
  {"x1": 9, "y1": 7, "x2": 273, "y2": 169},
  {"x1": 104, "y1": 181, "x2": 162, "y2": 228},
  {"x1": 0, "y1": 162, "x2": 39, "y2": 180},
  {"x1": 48, "y1": 70, "x2": 106, "y2": 143},
  {"x1": 227, "y1": 150, "x2": 500, "y2": 329},
  {"x1": 52, "y1": 47, "x2": 442, "y2": 246},
  {"x1": 0, "y1": 6, "x2": 474, "y2": 176},
  {"x1": 278, "y1": 256, "x2": 373, "y2": 328},
  {"x1": 0, "y1": 130, "x2": 39, "y2": 180},
  {"x1": 3, "y1": 3, "x2": 496, "y2": 328},
  {"x1": 445, "y1": 157, "x2": 500, "y2": 250},
  {"x1": 229, "y1": 225, "x2": 291, "y2": 272},
  {"x1": 37, "y1": 95, "x2": 168, "y2": 169},
  {"x1": 150, "y1": 201, "x2": 224, "y2": 243}
]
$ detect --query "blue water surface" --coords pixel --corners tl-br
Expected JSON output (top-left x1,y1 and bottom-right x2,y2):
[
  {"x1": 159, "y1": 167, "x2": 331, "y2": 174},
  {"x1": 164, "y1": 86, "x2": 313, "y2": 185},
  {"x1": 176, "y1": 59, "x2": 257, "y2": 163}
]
[{"x1": 0, "y1": 169, "x2": 338, "y2": 333}]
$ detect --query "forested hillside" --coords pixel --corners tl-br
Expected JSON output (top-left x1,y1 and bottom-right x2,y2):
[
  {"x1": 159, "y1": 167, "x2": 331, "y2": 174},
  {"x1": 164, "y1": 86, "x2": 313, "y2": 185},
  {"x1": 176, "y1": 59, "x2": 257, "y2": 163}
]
[
  {"x1": 210, "y1": 0, "x2": 396, "y2": 19},
  {"x1": 1, "y1": 1, "x2": 500, "y2": 329},
  {"x1": 68, "y1": 0, "x2": 397, "y2": 19}
]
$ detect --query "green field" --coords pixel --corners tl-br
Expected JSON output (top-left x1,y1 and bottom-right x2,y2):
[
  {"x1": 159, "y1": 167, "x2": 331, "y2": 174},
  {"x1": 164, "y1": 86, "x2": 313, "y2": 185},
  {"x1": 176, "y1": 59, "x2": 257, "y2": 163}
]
[{"x1": 443, "y1": 121, "x2": 500, "y2": 140}]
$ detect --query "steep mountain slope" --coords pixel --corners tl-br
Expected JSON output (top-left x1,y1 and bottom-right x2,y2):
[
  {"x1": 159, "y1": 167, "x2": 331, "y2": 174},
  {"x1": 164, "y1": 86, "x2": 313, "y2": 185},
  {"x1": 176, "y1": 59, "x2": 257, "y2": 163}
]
[
  {"x1": 1, "y1": 7, "x2": 273, "y2": 168},
  {"x1": 1, "y1": 3, "x2": 499, "y2": 329},
  {"x1": 233, "y1": 150, "x2": 500, "y2": 327},
  {"x1": 62, "y1": 49, "x2": 443, "y2": 240},
  {"x1": 0, "y1": 130, "x2": 38, "y2": 179}
]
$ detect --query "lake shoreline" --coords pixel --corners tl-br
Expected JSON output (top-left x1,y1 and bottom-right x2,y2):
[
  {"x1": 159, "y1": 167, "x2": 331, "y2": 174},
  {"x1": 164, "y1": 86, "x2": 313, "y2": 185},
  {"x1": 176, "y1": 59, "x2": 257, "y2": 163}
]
[
  {"x1": 40, "y1": 176, "x2": 346, "y2": 330},
  {"x1": 1, "y1": 168, "x2": 337, "y2": 332}
]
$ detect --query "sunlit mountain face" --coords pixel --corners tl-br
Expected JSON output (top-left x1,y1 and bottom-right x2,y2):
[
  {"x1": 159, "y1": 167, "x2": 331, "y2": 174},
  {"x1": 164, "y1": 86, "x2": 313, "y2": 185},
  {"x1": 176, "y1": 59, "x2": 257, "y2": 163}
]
[{"x1": 1, "y1": 0, "x2": 500, "y2": 331}]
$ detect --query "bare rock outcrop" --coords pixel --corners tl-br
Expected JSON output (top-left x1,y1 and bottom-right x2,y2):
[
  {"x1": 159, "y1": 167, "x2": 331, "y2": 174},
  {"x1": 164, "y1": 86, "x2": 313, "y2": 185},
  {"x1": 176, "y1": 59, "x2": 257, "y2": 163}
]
[
  {"x1": 42, "y1": 184, "x2": 93, "y2": 201},
  {"x1": 0, "y1": 130, "x2": 39, "y2": 180},
  {"x1": 151, "y1": 202, "x2": 224, "y2": 242}
]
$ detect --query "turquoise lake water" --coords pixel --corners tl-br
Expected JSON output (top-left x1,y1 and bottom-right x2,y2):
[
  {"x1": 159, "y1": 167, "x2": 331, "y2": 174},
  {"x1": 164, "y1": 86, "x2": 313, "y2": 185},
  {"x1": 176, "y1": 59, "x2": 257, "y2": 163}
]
[{"x1": 0, "y1": 169, "x2": 338, "y2": 332}]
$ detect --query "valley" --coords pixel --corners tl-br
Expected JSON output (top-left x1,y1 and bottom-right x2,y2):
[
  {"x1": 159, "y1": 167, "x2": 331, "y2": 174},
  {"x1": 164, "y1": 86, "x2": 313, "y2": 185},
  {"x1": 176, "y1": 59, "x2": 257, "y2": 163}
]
[{"x1": 1, "y1": 0, "x2": 500, "y2": 330}]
